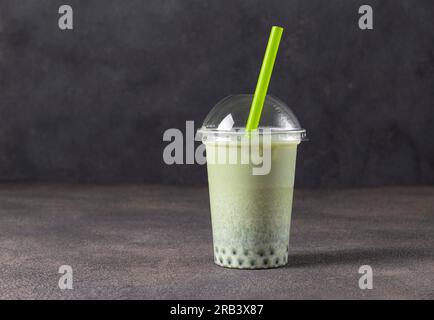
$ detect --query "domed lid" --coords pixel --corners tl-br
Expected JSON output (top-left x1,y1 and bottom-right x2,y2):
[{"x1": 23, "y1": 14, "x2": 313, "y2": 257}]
[{"x1": 197, "y1": 94, "x2": 306, "y2": 142}]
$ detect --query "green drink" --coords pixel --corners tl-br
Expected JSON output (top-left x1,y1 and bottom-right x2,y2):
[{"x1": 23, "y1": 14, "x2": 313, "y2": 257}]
[
  {"x1": 206, "y1": 141, "x2": 298, "y2": 268},
  {"x1": 198, "y1": 27, "x2": 306, "y2": 268},
  {"x1": 197, "y1": 95, "x2": 306, "y2": 269}
]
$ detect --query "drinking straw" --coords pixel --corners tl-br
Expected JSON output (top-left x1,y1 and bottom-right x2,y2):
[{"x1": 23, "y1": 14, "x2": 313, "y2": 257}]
[{"x1": 245, "y1": 26, "x2": 284, "y2": 131}]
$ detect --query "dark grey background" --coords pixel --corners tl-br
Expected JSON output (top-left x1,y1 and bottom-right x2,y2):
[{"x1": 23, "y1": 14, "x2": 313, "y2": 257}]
[{"x1": 0, "y1": 0, "x2": 433, "y2": 187}]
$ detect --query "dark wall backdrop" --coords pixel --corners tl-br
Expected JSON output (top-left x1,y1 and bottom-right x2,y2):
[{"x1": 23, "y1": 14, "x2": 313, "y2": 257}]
[{"x1": 0, "y1": 0, "x2": 433, "y2": 187}]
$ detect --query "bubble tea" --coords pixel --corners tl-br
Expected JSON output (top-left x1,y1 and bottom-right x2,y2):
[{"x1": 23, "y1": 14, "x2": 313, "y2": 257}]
[
  {"x1": 197, "y1": 95, "x2": 305, "y2": 269},
  {"x1": 197, "y1": 27, "x2": 306, "y2": 269}
]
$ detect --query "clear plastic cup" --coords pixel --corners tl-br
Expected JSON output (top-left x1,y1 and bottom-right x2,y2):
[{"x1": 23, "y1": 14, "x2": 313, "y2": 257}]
[{"x1": 197, "y1": 94, "x2": 306, "y2": 269}]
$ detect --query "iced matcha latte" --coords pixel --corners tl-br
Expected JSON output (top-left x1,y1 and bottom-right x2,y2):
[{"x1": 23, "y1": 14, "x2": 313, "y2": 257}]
[
  {"x1": 206, "y1": 141, "x2": 298, "y2": 268},
  {"x1": 197, "y1": 94, "x2": 305, "y2": 269},
  {"x1": 197, "y1": 27, "x2": 306, "y2": 269}
]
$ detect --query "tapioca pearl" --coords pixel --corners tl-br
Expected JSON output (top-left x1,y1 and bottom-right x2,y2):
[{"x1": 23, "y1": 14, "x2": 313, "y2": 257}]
[
  {"x1": 286, "y1": 245, "x2": 289, "y2": 252},
  {"x1": 270, "y1": 248, "x2": 275, "y2": 255},
  {"x1": 282, "y1": 256, "x2": 287, "y2": 263},
  {"x1": 232, "y1": 249, "x2": 237, "y2": 255},
  {"x1": 243, "y1": 249, "x2": 249, "y2": 256},
  {"x1": 238, "y1": 259, "x2": 244, "y2": 266},
  {"x1": 263, "y1": 258, "x2": 269, "y2": 266},
  {"x1": 250, "y1": 259, "x2": 256, "y2": 267},
  {"x1": 275, "y1": 258, "x2": 280, "y2": 265},
  {"x1": 215, "y1": 247, "x2": 219, "y2": 253},
  {"x1": 257, "y1": 250, "x2": 265, "y2": 257},
  {"x1": 227, "y1": 258, "x2": 232, "y2": 265},
  {"x1": 219, "y1": 257, "x2": 224, "y2": 264},
  {"x1": 222, "y1": 248, "x2": 226, "y2": 254}
]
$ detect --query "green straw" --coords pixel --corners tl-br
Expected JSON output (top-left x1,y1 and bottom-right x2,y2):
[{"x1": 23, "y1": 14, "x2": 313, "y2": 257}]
[{"x1": 246, "y1": 26, "x2": 284, "y2": 131}]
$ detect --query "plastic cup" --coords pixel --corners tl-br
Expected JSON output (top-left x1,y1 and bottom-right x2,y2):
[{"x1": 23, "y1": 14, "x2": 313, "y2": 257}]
[{"x1": 197, "y1": 95, "x2": 306, "y2": 269}]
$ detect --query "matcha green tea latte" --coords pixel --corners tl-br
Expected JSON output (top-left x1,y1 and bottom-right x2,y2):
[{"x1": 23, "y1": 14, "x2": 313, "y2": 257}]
[
  {"x1": 197, "y1": 95, "x2": 306, "y2": 269},
  {"x1": 197, "y1": 27, "x2": 306, "y2": 269},
  {"x1": 206, "y1": 140, "x2": 298, "y2": 268}
]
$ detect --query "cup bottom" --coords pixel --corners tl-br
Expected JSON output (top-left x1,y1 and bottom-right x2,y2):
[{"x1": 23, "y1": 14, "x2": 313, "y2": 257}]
[{"x1": 213, "y1": 243, "x2": 289, "y2": 269}]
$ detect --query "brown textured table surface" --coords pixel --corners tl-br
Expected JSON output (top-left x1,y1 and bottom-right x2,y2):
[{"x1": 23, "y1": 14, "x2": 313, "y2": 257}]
[{"x1": 0, "y1": 183, "x2": 433, "y2": 299}]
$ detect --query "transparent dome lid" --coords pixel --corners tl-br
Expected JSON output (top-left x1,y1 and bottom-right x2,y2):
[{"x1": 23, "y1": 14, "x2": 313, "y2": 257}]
[{"x1": 197, "y1": 94, "x2": 306, "y2": 142}]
